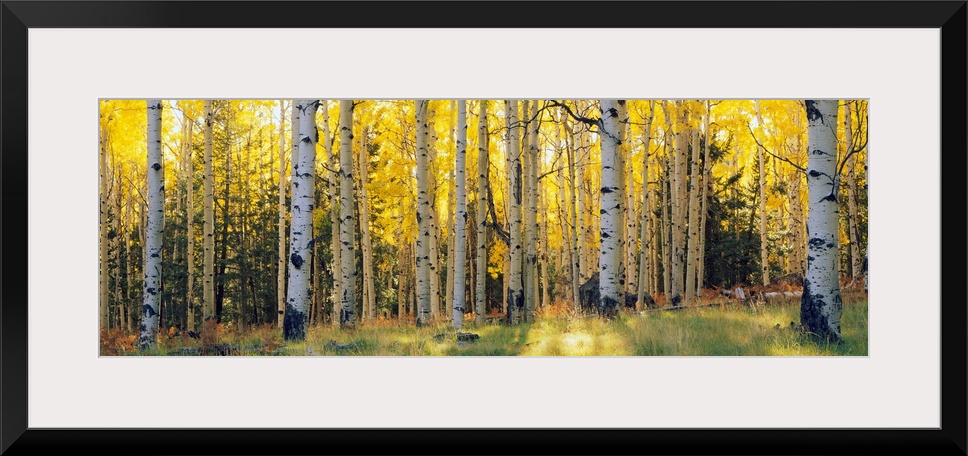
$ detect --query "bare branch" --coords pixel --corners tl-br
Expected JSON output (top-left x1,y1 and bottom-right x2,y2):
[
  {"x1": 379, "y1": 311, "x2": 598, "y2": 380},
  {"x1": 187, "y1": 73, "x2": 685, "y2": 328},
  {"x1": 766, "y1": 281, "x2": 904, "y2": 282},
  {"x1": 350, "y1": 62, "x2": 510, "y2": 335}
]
[{"x1": 747, "y1": 123, "x2": 806, "y2": 174}]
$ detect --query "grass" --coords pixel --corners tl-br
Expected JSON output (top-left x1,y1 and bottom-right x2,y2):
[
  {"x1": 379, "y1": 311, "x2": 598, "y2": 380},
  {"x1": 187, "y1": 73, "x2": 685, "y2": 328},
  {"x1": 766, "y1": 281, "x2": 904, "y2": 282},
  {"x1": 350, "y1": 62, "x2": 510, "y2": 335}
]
[{"x1": 103, "y1": 293, "x2": 868, "y2": 357}]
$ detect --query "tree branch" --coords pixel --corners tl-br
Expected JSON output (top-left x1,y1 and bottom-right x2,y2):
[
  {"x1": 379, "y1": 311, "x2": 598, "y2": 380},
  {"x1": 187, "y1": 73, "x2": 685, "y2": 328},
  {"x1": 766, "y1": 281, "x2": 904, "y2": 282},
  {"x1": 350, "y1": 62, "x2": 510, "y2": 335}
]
[{"x1": 747, "y1": 124, "x2": 806, "y2": 174}]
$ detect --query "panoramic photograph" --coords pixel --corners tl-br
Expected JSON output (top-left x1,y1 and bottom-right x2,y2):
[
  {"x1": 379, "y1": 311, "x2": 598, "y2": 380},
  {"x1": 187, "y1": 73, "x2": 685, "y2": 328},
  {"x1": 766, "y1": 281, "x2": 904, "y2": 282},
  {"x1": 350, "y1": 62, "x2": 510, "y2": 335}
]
[{"x1": 98, "y1": 99, "x2": 868, "y2": 356}]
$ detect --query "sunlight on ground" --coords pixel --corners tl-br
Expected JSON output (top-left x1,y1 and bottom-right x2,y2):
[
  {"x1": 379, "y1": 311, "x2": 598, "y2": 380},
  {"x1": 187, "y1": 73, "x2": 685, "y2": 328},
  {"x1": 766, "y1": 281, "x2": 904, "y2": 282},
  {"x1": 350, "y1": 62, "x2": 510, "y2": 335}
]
[{"x1": 105, "y1": 298, "x2": 868, "y2": 357}]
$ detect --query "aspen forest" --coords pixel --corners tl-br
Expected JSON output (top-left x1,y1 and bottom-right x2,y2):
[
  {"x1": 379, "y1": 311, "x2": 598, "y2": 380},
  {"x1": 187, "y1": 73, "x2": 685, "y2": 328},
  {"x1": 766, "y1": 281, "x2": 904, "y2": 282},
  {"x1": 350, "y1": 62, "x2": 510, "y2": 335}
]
[{"x1": 98, "y1": 99, "x2": 868, "y2": 356}]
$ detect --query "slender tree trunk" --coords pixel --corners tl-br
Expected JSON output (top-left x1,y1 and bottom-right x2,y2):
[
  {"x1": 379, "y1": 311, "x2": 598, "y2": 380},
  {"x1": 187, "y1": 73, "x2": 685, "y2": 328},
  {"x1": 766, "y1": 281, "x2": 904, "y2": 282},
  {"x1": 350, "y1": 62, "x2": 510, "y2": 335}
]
[
  {"x1": 452, "y1": 100, "x2": 468, "y2": 329},
  {"x1": 113, "y1": 174, "x2": 123, "y2": 328},
  {"x1": 801, "y1": 99, "x2": 842, "y2": 342},
  {"x1": 184, "y1": 111, "x2": 195, "y2": 331},
  {"x1": 124, "y1": 191, "x2": 134, "y2": 332},
  {"x1": 697, "y1": 100, "x2": 712, "y2": 299},
  {"x1": 337, "y1": 100, "x2": 357, "y2": 329},
  {"x1": 277, "y1": 100, "x2": 288, "y2": 328},
  {"x1": 505, "y1": 100, "x2": 524, "y2": 324},
  {"x1": 445, "y1": 102, "x2": 457, "y2": 319},
  {"x1": 755, "y1": 100, "x2": 770, "y2": 286},
  {"x1": 575, "y1": 108, "x2": 588, "y2": 288},
  {"x1": 539, "y1": 182, "x2": 551, "y2": 310},
  {"x1": 140, "y1": 100, "x2": 164, "y2": 349},
  {"x1": 475, "y1": 101, "x2": 489, "y2": 326},
  {"x1": 661, "y1": 152, "x2": 672, "y2": 302},
  {"x1": 100, "y1": 115, "x2": 111, "y2": 331},
  {"x1": 415, "y1": 100, "x2": 433, "y2": 326},
  {"x1": 614, "y1": 102, "x2": 628, "y2": 305},
  {"x1": 428, "y1": 107, "x2": 441, "y2": 320},
  {"x1": 359, "y1": 126, "x2": 376, "y2": 323},
  {"x1": 843, "y1": 101, "x2": 862, "y2": 280},
  {"x1": 524, "y1": 100, "x2": 539, "y2": 321},
  {"x1": 637, "y1": 101, "x2": 654, "y2": 308},
  {"x1": 563, "y1": 111, "x2": 581, "y2": 308},
  {"x1": 685, "y1": 128, "x2": 702, "y2": 306},
  {"x1": 321, "y1": 102, "x2": 340, "y2": 327},
  {"x1": 598, "y1": 100, "x2": 624, "y2": 316},
  {"x1": 284, "y1": 100, "x2": 318, "y2": 340},
  {"x1": 202, "y1": 101, "x2": 216, "y2": 327}
]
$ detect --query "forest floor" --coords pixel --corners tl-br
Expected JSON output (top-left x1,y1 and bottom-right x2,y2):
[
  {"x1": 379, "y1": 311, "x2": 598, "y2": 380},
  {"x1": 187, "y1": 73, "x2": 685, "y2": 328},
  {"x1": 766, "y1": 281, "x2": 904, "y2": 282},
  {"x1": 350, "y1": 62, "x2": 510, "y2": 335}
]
[{"x1": 101, "y1": 286, "x2": 867, "y2": 356}]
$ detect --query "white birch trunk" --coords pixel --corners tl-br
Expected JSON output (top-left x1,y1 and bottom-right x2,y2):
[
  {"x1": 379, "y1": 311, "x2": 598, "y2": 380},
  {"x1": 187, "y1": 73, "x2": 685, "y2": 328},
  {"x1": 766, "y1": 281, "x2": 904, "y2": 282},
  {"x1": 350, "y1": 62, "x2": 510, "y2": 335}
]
[
  {"x1": 277, "y1": 100, "x2": 288, "y2": 329},
  {"x1": 475, "y1": 101, "x2": 489, "y2": 325},
  {"x1": 697, "y1": 100, "x2": 712, "y2": 299},
  {"x1": 202, "y1": 101, "x2": 215, "y2": 325},
  {"x1": 337, "y1": 100, "x2": 357, "y2": 329},
  {"x1": 505, "y1": 100, "x2": 524, "y2": 324},
  {"x1": 100, "y1": 115, "x2": 111, "y2": 331},
  {"x1": 539, "y1": 182, "x2": 551, "y2": 310},
  {"x1": 415, "y1": 100, "x2": 433, "y2": 326},
  {"x1": 359, "y1": 127, "x2": 376, "y2": 322},
  {"x1": 124, "y1": 192, "x2": 134, "y2": 331},
  {"x1": 428, "y1": 108, "x2": 441, "y2": 320},
  {"x1": 685, "y1": 129, "x2": 702, "y2": 305},
  {"x1": 185, "y1": 112, "x2": 196, "y2": 332},
  {"x1": 843, "y1": 101, "x2": 862, "y2": 279},
  {"x1": 524, "y1": 100, "x2": 539, "y2": 321},
  {"x1": 284, "y1": 100, "x2": 317, "y2": 339},
  {"x1": 616, "y1": 101, "x2": 628, "y2": 300},
  {"x1": 321, "y1": 102, "x2": 340, "y2": 327},
  {"x1": 637, "y1": 102, "x2": 654, "y2": 308},
  {"x1": 576, "y1": 112, "x2": 587, "y2": 286},
  {"x1": 453, "y1": 100, "x2": 468, "y2": 329},
  {"x1": 755, "y1": 100, "x2": 770, "y2": 286},
  {"x1": 801, "y1": 99, "x2": 842, "y2": 341},
  {"x1": 598, "y1": 100, "x2": 624, "y2": 316},
  {"x1": 140, "y1": 100, "x2": 163, "y2": 349}
]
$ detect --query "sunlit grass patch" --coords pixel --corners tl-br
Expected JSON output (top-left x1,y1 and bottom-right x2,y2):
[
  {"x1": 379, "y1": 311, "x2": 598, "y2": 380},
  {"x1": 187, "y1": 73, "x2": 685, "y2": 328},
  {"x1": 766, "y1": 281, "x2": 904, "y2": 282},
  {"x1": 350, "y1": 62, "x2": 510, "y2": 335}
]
[{"x1": 104, "y1": 296, "x2": 867, "y2": 356}]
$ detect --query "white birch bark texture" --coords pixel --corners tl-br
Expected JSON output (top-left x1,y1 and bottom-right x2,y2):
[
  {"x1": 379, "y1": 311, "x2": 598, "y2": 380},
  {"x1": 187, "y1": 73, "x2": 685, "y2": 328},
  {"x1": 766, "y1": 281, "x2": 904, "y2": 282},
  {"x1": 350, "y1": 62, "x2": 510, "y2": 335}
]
[
  {"x1": 338, "y1": 100, "x2": 357, "y2": 329},
  {"x1": 100, "y1": 116, "x2": 110, "y2": 331},
  {"x1": 285, "y1": 101, "x2": 300, "y2": 328},
  {"x1": 359, "y1": 127, "x2": 376, "y2": 323},
  {"x1": 277, "y1": 100, "x2": 288, "y2": 329},
  {"x1": 843, "y1": 101, "x2": 862, "y2": 280},
  {"x1": 614, "y1": 102, "x2": 628, "y2": 301},
  {"x1": 636, "y1": 102, "x2": 654, "y2": 308},
  {"x1": 475, "y1": 101, "x2": 488, "y2": 325},
  {"x1": 697, "y1": 100, "x2": 712, "y2": 300},
  {"x1": 139, "y1": 100, "x2": 163, "y2": 350},
  {"x1": 755, "y1": 100, "x2": 770, "y2": 286},
  {"x1": 453, "y1": 100, "x2": 468, "y2": 329},
  {"x1": 202, "y1": 101, "x2": 215, "y2": 323},
  {"x1": 685, "y1": 129, "x2": 701, "y2": 306},
  {"x1": 284, "y1": 100, "x2": 317, "y2": 340},
  {"x1": 564, "y1": 112, "x2": 581, "y2": 308},
  {"x1": 322, "y1": 102, "x2": 341, "y2": 327},
  {"x1": 505, "y1": 99, "x2": 524, "y2": 324},
  {"x1": 598, "y1": 100, "x2": 624, "y2": 316},
  {"x1": 415, "y1": 100, "x2": 433, "y2": 326},
  {"x1": 184, "y1": 113, "x2": 196, "y2": 332},
  {"x1": 525, "y1": 100, "x2": 539, "y2": 321},
  {"x1": 801, "y1": 99, "x2": 843, "y2": 342}
]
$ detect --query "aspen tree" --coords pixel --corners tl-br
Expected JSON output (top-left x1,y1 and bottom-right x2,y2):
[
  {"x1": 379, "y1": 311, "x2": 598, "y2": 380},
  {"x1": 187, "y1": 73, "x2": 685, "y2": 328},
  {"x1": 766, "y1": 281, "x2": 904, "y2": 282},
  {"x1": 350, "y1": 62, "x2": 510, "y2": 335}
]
[
  {"x1": 415, "y1": 100, "x2": 433, "y2": 326},
  {"x1": 598, "y1": 100, "x2": 624, "y2": 316},
  {"x1": 337, "y1": 100, "x2": 357, "y2": 329},
  {"x1": 140, "y1": 100, "x2": 163, "y2": 349},
  {"x1": 284, "y1": 100, "x2": 318, "y2": 340},
  {"x1": 755, "y1": 100, "x2": 770, "y2": 286},
  {"x1": 801, "y1": 99, "x2": 843, "y2": 341},
  {"x1": 475, "y1": 101, "x2": 489, "y2": 325},
  {"x1": 453, "y1": 100, "x2": 468, "y2": 329},
  {"x1": 277, "y1": 100, "x2": 288, "y2": 329},
  {"x1": 505, "y1": 100, "x2": 524, "y2": 324}
]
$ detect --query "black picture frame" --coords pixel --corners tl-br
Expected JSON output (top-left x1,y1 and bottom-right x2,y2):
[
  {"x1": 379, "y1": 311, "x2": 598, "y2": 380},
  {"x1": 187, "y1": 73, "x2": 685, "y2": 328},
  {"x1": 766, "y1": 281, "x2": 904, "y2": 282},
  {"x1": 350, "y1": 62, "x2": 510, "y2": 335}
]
[{"x1": 2, "y1": 1, "x2": 965, "y2": 455}]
